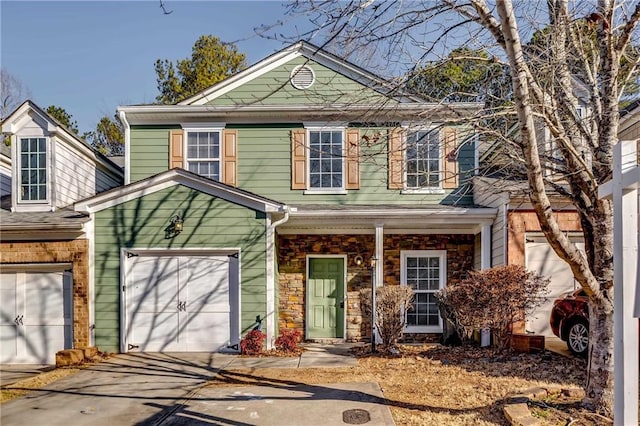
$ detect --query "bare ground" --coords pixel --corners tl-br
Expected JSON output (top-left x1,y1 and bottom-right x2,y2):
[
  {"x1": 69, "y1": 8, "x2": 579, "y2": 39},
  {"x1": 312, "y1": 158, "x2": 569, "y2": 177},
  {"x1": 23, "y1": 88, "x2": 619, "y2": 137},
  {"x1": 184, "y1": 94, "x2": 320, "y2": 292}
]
[{"x1": 210, "y1": 344, "x2": 609, "y2": 426}]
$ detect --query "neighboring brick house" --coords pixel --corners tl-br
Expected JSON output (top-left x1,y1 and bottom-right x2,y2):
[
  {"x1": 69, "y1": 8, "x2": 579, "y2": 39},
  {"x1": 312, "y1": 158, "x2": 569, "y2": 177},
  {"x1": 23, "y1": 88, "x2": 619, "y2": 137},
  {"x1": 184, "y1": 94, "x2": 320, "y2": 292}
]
[
  {"x1": 74, "y1": 41, "x2": 497, "y2": 354},
  {"x1": 473, "y1": 101, "x2": 640, "y2": 337},
  {"x1": 0, "y1": 101, "x2": 123, "y2": 364}
]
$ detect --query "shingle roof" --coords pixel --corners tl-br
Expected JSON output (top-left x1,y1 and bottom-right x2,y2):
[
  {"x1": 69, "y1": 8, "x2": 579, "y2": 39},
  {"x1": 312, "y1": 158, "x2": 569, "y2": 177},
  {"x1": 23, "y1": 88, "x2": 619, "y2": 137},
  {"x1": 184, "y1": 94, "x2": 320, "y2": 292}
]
[{"x1": 0, "y1": 206, "x2": 89, "y2": 230}]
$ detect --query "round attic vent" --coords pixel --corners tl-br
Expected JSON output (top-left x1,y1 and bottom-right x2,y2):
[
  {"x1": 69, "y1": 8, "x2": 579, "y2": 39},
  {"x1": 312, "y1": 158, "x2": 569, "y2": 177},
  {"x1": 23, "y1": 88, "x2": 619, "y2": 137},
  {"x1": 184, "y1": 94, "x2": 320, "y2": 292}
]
[{"x1": 290, "y1": 65, "x2": 315, "y2": 89}]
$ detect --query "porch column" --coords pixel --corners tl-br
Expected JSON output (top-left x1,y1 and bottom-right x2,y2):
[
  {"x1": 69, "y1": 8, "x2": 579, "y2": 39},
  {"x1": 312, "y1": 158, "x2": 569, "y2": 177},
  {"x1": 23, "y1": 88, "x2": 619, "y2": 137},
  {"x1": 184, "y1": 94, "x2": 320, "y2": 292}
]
[
  {"x1": 480, "y1": 224, "x2": 491, "y2": 270},
  {"x1": 375, "y1": 223, "x2": 384, "y2": 287}
]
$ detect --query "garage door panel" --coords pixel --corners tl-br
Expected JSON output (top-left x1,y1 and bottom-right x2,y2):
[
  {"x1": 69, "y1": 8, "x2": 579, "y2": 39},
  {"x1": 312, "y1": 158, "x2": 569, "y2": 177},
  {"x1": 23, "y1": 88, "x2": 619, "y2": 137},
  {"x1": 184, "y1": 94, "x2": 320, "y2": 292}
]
[
  {"x1": 24, "y1": 273, "x2": 66, "y2": 326},
  {"x1": 0, "y1": 324, "x2": 18, "y2": 363},
  {"x1": 526, "y1": 238, "x2": 584, "y2": 336},
  {"x1": 126, "y1": 254, "x2": 235, "y2": 353},
  {"x1": 184, "y1": 312, "x2": 231, "y2": 351}
]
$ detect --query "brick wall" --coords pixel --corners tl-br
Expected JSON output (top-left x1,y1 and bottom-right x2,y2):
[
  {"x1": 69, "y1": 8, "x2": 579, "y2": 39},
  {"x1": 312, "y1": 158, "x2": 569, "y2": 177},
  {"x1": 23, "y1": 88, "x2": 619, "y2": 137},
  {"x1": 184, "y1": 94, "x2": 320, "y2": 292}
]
[
  {"x1": 1, "y1": 240, "x2": 90, "y2": 347},
  {"x1": 277, "y1": 233, "x2": 475, "y2": 341}
]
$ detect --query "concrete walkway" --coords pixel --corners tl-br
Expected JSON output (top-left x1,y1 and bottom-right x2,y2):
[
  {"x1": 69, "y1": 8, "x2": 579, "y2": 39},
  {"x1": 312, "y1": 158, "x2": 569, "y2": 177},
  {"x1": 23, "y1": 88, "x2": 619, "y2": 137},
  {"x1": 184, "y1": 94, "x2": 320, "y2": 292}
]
[
  {"x1": 0, "y1": 364, "x2": 55, "y2": 386},
  {"x1": 1, "y1": 344, "x2": 395, "y2": 425}
]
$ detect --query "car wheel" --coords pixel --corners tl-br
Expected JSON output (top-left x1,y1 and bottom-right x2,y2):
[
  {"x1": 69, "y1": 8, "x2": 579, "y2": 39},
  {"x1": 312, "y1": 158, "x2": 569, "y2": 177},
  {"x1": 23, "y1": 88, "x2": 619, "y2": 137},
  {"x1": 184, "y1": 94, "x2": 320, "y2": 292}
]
[{"x1": 567, "y1": 320, "x2": 589, "y2": 357}]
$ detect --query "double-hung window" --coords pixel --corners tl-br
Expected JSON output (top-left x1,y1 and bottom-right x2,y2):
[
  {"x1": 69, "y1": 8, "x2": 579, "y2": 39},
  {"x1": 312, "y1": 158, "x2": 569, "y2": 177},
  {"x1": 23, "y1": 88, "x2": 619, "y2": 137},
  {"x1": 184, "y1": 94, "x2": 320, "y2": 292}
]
[
  {"x1": 19, "y1": 137, "x2": 48, "y2": 202},
  {"x1": 405, "y1": 129, "x2": 441, "y2": 189},
  {"x1": 401, "y1": 250, "x2": 446, "y2": 332},
  {"x1": 186, "y1": 130, "x2": 221, "y2": 180},
  {"x1": 308, "y1": 129, "x2": 344, "y2": 189}
]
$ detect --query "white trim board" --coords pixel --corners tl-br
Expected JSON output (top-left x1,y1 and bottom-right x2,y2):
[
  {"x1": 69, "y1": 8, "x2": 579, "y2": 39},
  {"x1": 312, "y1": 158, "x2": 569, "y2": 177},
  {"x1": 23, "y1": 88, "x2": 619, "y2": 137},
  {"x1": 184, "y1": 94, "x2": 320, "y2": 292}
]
[{"x1": 74, "y1": 168, "x2": 285, "y2": 214}]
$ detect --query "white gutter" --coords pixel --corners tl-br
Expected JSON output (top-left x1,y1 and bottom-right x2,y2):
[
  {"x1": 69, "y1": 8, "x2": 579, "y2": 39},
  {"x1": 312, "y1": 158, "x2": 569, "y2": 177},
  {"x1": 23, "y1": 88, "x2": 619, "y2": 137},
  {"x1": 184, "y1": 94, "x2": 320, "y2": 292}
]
[
  {"x1": 119, "y1": 110, "x2": 131, "y2": 185},
  {"x1": 265, "y1": 206, "x2": 290, "y2": 349}
]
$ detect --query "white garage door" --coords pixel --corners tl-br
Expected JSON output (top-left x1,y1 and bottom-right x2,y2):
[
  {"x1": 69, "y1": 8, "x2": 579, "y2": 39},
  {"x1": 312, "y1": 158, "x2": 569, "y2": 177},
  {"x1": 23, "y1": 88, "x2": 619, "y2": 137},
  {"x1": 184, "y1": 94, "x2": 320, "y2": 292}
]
[
  {"x1": 0, "y1": 267, "x2": 73, "y2": 364},
  {"x1": 525, "y1": 237, "x2": 584, "y2": 336},
  {"x1": 125, "y1": 254, "x2": 238, "y2": 352}
]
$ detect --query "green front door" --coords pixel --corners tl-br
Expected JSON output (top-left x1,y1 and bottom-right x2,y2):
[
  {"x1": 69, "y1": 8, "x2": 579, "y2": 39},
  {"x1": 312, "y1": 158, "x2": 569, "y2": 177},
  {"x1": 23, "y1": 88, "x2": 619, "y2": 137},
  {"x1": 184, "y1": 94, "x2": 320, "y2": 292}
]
[{"x1": 307, "y1": 258, "x2": 344, "y2": 338}]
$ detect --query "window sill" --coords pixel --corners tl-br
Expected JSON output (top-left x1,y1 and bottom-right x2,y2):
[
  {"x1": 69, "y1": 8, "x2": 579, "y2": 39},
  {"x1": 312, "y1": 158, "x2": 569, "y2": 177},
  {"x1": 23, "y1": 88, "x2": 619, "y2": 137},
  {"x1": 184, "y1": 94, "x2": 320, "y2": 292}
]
[
  {"x1": 303, "y1": 189, "x2": 348, "y2": 195},
  {"x1": 12, "y1": 203, "x2": 54, "y2": 213},
  {"x1": 401, "y1": 188, "x2": 445, "y2": 195},
  {"x1": 404, "y1": 326, "x2": 443, "y2": 334}
]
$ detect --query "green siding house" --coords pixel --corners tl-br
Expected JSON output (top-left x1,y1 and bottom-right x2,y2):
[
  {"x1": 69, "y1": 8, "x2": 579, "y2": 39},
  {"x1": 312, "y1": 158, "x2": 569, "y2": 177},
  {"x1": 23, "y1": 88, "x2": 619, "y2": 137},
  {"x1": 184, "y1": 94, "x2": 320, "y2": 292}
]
[{"x1": 75, "y1": 41, "x2": 497, "y2": 353}]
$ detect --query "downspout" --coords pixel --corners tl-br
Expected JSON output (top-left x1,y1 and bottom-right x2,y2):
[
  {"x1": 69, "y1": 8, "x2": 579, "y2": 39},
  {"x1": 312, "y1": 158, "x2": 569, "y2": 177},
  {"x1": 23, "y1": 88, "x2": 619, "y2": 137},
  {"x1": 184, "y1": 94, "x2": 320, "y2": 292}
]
[
  {"x1": 118, "y1": 110, "x2": 131, "y2": 185},
  {"x1": 265, "y1": 206, "x2": 291, "y2": 349}
]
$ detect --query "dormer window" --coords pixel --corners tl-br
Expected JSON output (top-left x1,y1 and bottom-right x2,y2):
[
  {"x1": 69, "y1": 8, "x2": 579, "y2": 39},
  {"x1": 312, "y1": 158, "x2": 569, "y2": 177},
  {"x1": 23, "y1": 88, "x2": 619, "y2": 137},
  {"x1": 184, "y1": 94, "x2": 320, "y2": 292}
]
[{"x1": 19, "y1": 137, "x2": 48, "y2": 202}]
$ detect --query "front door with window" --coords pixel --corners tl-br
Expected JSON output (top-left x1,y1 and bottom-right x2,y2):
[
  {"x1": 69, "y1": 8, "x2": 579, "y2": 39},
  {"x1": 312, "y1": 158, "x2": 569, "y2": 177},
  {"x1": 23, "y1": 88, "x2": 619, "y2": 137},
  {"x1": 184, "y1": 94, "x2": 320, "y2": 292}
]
[{"x1": 307, "y1": 258, "x2": 344, "y2": 338}]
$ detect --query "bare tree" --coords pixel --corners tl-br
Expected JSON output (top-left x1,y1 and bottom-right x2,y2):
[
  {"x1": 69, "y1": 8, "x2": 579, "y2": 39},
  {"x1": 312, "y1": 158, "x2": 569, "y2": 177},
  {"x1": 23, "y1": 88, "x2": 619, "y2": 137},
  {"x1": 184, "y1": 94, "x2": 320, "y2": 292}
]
[
  {"x1": 278, "y1": 0, "x2": 640, "y2": 416},
  {"x1": 0, "y1": 68, "x2": 31, "y2": 121}
]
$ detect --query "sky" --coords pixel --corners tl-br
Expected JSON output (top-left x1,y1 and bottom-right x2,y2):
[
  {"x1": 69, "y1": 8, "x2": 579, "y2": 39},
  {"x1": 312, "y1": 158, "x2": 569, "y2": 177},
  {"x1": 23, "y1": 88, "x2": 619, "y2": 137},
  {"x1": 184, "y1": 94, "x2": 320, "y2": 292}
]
[{"x1": 1, "y1": 1, "x2": 315, "y2": 132}]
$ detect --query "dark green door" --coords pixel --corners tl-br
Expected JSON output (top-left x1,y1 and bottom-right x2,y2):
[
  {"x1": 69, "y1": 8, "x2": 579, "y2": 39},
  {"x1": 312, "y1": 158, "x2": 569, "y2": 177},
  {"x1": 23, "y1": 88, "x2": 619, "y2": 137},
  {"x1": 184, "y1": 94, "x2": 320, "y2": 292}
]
[{"x1": 307, "y1": 258, "x2": 344, "y2": 338}]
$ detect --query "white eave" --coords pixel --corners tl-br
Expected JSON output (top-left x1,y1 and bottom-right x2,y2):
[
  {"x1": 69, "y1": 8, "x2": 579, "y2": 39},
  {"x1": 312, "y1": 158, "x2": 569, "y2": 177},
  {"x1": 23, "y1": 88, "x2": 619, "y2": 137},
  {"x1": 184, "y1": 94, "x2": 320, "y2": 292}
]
[
  {"x1": 118, "y1": 103, "x2": 482, "y2": 126},
  {"x1": 74, "y1": 168, "x2": 285, "y2": 214}
]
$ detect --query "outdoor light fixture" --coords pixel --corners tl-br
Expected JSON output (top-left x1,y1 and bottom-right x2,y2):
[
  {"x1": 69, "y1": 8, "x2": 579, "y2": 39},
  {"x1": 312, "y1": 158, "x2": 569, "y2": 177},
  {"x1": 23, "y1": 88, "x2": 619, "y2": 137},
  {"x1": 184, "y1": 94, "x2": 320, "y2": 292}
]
[
  {"x1": 165, "y1": 213, "x2": 184, "y2": 238},
  {"x1": 354, "y1": 255, "x2": 364, "y2": 267},
  {"x1": 171, "y1": 214, "x2": 184, "y2": 233}
]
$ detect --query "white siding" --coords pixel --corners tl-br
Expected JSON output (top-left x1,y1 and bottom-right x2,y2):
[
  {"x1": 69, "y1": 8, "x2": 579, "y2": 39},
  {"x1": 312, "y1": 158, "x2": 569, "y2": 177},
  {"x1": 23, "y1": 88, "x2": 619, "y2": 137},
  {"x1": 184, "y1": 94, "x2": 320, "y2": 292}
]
[
  {"x1": 54, "y1": 140, "x2": 98, "y2": 207},
  {"x1": 473, "y1": 178, "x2": 509, "y2": 266},
  {"x1": 95, "y1": 165, "x2": 122, "y2": 193},
  {"x1": 1, "y1": 164, "x2": 11, "y2": 198}
]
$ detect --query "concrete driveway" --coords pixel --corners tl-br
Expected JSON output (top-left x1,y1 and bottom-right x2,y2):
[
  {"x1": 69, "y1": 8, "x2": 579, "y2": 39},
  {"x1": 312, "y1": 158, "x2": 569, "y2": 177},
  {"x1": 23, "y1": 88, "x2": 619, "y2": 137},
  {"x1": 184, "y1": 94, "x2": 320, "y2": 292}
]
[{"x1": 1, "y1": 350, "x2": 394, "y2": 426}]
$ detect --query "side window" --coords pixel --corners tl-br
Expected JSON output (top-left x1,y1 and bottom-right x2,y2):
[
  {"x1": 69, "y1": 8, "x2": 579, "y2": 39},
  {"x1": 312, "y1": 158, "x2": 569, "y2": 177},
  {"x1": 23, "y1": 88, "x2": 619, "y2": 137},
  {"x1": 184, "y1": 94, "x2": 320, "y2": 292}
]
[
  {"x1": 19, "y1": 137, "x2": 48, "y2": 202},
  {"x1": 186, "y1": 131, "x2": 221, "y2": 180}
]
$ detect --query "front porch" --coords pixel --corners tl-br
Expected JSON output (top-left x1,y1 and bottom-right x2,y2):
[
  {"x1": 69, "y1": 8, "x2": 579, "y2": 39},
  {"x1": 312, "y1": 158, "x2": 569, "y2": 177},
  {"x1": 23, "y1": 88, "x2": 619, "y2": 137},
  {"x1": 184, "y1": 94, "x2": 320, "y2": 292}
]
[{"x1": 274, "y1": 205, "x2": 497, "y2": 342}]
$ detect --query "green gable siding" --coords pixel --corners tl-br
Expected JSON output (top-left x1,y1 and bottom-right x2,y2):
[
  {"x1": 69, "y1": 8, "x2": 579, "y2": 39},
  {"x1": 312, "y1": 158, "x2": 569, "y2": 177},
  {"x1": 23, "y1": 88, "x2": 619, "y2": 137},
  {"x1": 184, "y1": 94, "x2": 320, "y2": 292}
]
[
  {"x1": 206, "y1": 57, "x2": 393, "y2": 106},
  {"x1": 93, "y1": 185, "x2": 267, "y2": 352}
]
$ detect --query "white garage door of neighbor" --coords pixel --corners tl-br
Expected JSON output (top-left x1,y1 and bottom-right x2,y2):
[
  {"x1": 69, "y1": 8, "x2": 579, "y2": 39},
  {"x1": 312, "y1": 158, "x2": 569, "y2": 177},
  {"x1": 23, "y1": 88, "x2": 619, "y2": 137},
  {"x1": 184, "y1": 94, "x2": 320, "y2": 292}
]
[
  {"x1": 0, "y1": 269, "x2": 73, "y2": 364},
  {"x1": 525, "y1": 237, "x2": 585, "y2": 336},
  {"x1": 125, "y1": 255, "x2": 237, "y2": 352}
]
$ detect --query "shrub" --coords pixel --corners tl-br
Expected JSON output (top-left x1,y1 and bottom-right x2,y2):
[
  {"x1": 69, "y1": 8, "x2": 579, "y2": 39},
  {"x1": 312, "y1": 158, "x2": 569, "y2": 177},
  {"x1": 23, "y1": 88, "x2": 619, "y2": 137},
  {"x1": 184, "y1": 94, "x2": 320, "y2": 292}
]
[
  {"x1": 360, "y1": 285, "x2": 415, "y2": 349},
  {"x1": 275, "y1": 328, "x2": 302, "y2": 352},
  {"x1": 240, "y1": 329, "x2": 266, "y2": 355},
  {"x1": 436, "y1": 265, "x2": 549, "y2": 350}
]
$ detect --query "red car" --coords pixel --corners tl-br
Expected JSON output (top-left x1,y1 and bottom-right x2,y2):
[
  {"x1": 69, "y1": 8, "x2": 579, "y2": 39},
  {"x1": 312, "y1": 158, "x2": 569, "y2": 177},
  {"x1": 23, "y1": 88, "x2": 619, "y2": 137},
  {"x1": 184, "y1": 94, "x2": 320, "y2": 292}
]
[{"x1": 550, "y1": 289, "x2": 589, "y2": 356}]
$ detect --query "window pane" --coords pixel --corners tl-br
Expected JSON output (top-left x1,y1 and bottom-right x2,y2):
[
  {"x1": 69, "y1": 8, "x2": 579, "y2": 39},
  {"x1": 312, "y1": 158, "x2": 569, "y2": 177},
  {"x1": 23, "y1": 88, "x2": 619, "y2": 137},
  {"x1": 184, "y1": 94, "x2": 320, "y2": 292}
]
[
  {"x1": 405, "y1": 129, "x2": 441, "y2": 188},
  {"x1": 308, "y1": 130, "x2": 343, "y2": 189}
]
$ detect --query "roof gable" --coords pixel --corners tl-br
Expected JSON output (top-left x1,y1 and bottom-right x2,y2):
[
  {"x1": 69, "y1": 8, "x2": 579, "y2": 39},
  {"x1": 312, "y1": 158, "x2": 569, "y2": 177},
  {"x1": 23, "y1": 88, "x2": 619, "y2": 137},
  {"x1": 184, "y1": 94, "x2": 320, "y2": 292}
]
[
  {"x1": 74, "y1": 168, "x2": 285, "y2": 214},
  {"x1": 178, "y1": 41, "x2": 421, "y2": 106},
  {"x1": 1, "y1": 100, "x2": 123, "y2": 176}
]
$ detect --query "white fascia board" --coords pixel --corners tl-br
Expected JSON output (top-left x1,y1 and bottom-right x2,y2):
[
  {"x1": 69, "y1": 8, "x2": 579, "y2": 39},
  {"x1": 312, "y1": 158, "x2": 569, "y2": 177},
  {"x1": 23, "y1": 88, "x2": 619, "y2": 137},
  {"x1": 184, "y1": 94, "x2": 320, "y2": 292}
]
[
  {"x1": 180, "y1": 48, "x2": 303, "y2": 105},
  {"x1": 289, "y1": 207, "x2": 497, "y2": 220},
  {"x1": 74, "y1": 170, "x2": 284, "y2": 214}
]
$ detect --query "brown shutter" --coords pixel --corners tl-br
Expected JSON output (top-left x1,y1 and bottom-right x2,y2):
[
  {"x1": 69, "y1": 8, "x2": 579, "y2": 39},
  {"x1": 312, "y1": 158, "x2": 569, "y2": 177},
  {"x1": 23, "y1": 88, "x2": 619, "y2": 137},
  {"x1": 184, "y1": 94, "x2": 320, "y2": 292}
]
[
  {"x1": 169, "y1": 130, "x2": 184, "y2": 169},
  {"x1": 222, "y1": 129, "x2": 237, "y2": 186},
  {"x1": 291, "y1": 129, "x2": 307, "y2": 190},
  {"x1": 388, "y1": 127, "x2": 404, "y2": 189},
  {"x1": 345, "y1": 129, "x2": 360, "y2": 190},
  {"x1": 442, "y1": 127, "x2": 458, "y2": 189}
]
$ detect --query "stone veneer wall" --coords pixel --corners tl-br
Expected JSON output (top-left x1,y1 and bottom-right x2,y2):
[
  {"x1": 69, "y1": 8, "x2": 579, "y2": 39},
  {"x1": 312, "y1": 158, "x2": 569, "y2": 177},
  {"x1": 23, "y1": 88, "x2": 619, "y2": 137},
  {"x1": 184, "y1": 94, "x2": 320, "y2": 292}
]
[
  {"x1": 0, "y1": 240, "x2": 90, "y2": 347},
  {"x1": 277, "y1": 234, "x2": 475, "y2": 342}
]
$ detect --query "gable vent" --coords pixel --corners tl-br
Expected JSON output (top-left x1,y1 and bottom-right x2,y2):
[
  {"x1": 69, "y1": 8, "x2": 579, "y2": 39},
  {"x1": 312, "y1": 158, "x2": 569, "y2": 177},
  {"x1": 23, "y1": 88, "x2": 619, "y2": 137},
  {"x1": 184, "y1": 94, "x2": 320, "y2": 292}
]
[{"x1": 290, "y1": 65, "x2": 315, "y2": 90}]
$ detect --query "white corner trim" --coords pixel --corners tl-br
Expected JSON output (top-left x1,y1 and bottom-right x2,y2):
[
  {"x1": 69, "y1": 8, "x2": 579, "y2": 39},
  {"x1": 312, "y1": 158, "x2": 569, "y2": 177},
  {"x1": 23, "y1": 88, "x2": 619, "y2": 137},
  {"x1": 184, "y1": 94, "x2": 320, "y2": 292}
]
[
  {"x1": 265, "y1": 215, "x2": 275, "y2": 349},
  {"x1": 120, "y1": 111, "x2": 131, "y2": 185}
]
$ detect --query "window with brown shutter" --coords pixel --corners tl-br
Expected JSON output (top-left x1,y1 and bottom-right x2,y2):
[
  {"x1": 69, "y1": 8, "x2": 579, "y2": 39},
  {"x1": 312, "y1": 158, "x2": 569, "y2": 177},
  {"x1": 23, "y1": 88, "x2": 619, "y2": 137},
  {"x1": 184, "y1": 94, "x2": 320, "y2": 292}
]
[
  {"x1": 388, "y1": 128, "x2": 404, "y2": 189},
  {"x1": 169, "y1": 130, "x2": 184, "y2": 169},
  {"x1": 291, "y1": 129, "x2": 307, "y2": 189},
  {"x1": 222, "y1": 129, "x2": 237, "y2": 187},
  {"x1": 345, "y1": 129, "x2": 360, "y2": 190}
]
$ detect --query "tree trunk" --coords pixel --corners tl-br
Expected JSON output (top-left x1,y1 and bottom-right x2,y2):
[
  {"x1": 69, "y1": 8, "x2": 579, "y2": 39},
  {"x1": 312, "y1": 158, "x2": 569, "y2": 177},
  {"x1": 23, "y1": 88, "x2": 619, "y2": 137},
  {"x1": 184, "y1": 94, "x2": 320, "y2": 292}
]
[{"x1": 586, "y1": 297, "x2": 614, "y2": 414}]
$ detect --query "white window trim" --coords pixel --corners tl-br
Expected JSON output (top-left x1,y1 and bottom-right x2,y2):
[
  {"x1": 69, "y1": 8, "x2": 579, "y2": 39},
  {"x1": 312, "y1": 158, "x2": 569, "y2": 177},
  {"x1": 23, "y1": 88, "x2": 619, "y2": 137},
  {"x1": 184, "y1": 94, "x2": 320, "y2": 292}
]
[
  {"x1": 183, "y1": 128, "x2": 224, "y2": 181},
  {"x1": 403, "y1": 127, "x2": 443, "y2": 191},
  {"x1": 401, "y1": 249, "x2": 447, "y2": 333},
  {"x1": 305, "y1": 126, "x2": 346, "y2": 193},
  {"x1": 14, "y1": 135, "x2": 52, "y2": 208}
]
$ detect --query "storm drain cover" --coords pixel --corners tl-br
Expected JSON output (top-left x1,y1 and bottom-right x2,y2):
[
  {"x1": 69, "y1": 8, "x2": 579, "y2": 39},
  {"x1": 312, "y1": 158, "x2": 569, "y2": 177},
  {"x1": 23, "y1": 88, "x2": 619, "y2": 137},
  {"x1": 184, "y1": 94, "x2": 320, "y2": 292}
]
[{"x1": 342, "y1": 409, "x2": 371, "y2": 424}]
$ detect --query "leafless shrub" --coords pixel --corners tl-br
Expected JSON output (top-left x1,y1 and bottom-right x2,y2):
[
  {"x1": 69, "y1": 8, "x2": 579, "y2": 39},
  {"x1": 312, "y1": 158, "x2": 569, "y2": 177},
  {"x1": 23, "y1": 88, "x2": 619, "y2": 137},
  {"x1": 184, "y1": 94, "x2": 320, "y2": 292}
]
[
  {"x1": 437, "y1": 265, "x2": 549, "y2": 350},
  {"x1": 360, "y1": 285, "x2": 415, "y2": 349}
]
